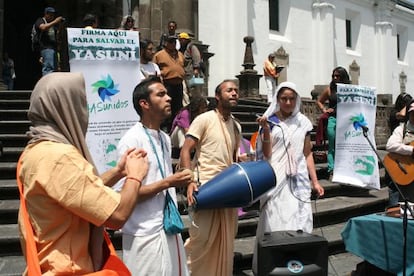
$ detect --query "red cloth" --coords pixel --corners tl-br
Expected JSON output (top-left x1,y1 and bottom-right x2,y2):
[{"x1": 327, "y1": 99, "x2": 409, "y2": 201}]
[{"x1": 316, "y1": 112, "x2": 329, "y2": 145}]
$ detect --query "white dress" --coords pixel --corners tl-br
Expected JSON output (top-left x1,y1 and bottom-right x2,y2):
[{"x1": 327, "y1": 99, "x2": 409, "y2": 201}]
[
  {"x1": 258, "y1": 112, "x2": 314, "y2": 234},
  {"x1": 116, "y1": 122, "x2": 189, "y2": 276},
  {"x1": 252, "y1": 81, "x2": 315, "y2": 275}
]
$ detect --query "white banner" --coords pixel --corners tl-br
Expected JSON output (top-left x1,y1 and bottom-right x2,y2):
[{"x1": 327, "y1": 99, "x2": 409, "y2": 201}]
[
  {"x1": 333, "y1": 84, "x2": 380, "y2": 189},
  {"x1": 67, "y1": 28, "x2": 140, "y2": 174}
]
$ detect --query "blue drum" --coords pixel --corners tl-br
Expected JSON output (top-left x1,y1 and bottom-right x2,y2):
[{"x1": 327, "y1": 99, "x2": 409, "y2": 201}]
[{"x1": 193, "y1": 161, "x2": 276, "y2": 209}]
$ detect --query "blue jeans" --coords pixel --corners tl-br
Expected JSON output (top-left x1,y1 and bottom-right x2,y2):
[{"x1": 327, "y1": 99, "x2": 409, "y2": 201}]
[
  {"x1": 388, "y1": 187, "x2": 400, "y2": 207},
  {"x1": 41, "y1": 48, "x2": 56, "y2": 76},
  {"x1": 2, "y1": 76, "x2": 14, "y2": 90},
  {"x1": 327, "y1": 116, "x2": 336, "y2": 173}
]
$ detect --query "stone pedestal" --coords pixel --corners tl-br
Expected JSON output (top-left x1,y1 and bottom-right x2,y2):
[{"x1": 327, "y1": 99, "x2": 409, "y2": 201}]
[
  {"x1": 236, "y1": 36, "x2": 262, "y2": 99},
  {"x1": 193, "y1": 42, "x2": 214, "y2": 97},
  {"x1": 236, "y1": 74, "x2": 262, "y2": 99}
]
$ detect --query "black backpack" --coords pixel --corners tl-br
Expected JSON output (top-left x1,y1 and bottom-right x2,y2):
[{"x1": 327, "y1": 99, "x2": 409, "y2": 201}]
[{"x1": 31, "y1": 18, "x2": 45, "y2": 52}]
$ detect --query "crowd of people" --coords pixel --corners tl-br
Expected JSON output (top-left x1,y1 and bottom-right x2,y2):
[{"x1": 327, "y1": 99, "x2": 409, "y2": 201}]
[
  {"x1": 17, "y1": 6, "x2": 410, "y2": 276},
  {"x1": 30, "y1": 7, "x2": 202, "y2": 130}
]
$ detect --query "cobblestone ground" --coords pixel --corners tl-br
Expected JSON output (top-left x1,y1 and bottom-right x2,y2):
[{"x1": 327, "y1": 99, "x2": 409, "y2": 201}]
[{"x1": 328, "y1": 252, "x2": 363, "y2": 276}]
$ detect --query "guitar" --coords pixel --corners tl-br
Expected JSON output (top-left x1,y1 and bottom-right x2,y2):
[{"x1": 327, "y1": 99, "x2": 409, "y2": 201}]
[{"x1": 383, "y1": 150, "x2": 414, "y2": 185}]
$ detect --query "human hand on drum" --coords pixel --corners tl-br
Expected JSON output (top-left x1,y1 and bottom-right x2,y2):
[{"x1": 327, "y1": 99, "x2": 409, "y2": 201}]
[
  {"x1": 186, "y1": 182, "x2": 198, "y2": 206},
  {"x1": 238, "y1": 153, "x2": 255, "y2": 162}
]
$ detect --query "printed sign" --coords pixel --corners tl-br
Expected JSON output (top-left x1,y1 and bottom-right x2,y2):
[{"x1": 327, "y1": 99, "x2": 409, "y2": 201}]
[
  {"x1": 67, "y1": 28, "x2": 140, "y2": 173},
  {"x1": 334, "y1": 84, "x2": 380, "y2": 189}
]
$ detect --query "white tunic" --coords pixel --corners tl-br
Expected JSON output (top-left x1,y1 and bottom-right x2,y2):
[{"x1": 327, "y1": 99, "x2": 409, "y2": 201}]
[{"x1": 116, "y1": 122, "x2": 189, "y2": 276}]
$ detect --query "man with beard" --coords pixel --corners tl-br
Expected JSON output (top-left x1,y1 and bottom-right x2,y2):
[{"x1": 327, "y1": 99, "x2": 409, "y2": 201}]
[
  {"x1": 180, "y1": 79, "x2": 245, "y2": 276},
  {"x1": 116, "y1": 76, "x2": 193, "y2": 275}
]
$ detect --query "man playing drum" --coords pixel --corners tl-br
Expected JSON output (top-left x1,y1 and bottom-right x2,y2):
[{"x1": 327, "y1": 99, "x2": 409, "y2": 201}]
[{"x1": 180, "y1": 79, "x2": 249, "y2": 276}]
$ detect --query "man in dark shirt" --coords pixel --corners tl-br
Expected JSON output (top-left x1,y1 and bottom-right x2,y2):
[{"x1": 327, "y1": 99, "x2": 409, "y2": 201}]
[
  {"x1": 157, "y1": 20, "x2": 180, "y2": 51},
  {"x1": 35, "y1": 7, "x2": 64, "y2": 76}
]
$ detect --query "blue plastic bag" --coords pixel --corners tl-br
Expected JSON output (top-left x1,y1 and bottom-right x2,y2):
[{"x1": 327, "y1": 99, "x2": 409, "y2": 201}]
[{"x1": 188, "y1": 76, "x2": 204, "y2": 87}]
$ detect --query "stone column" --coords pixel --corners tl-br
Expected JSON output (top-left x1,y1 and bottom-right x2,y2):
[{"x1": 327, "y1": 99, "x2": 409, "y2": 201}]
[
  {"x1": 236, "y1": 36, "x2": 262, "y2": 99},
  {"x1": 137, "y1": 0, "x2": 158, "y2": 42},
  {"x1": 192, "y1": 42, "x2": 214, "y2": 97},
  {"x1": 139, "y1": 0, "x2": 193, "y2": 52},
  {"x1": 161, "y1": 0, "x2": 192, "y2": 33},
  {"x1": 374, "y1": 0, "x2": 394, "y2": 94},
  {"x1": 399, "y1": 70, "x2": 407, "y2": 94},
  {"x1": 311, "y1": 1, "x2": 335, "y2": 84}
]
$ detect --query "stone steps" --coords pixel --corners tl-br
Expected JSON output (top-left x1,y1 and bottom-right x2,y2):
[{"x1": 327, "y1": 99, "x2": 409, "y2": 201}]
[
  {"x1": 0, "y1": 91, "x2": 32, "y2": 100},
  {"x1": 0, "y1": 179, "x2": 18, "y2": 199},
  {"x1": 0, "y1": 110, "x2": 28, "y2": 121},
  {"x1": 0, "y1": 147, "x2": 24, "y2": 162},
  {"x1": 0, "y1": 134, "x2": 28, "y2": 148},
  {"x1": 0, "y1": 162, "x2": 18, "y2": 180},
  {"x1": 0, "y1": 225, "x2": 365, "y2": 276},
  {"x1": 0, "y1": 184, "x2": 389, "y2": 255},
  {"x1": 0, "y1": 121, "x2": 31, "y2": 134},
  {"x1": 0, "y1": 99, "x2": 30, "y2": 110},
  {"x1": 0, "y1": 162, "x2": 388, "y2": 274}
]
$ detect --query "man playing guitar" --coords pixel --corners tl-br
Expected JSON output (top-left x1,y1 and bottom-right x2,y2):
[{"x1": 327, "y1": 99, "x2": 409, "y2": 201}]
[{"x1": 385, "y1": 99, "x2": 414, "y2": 204}]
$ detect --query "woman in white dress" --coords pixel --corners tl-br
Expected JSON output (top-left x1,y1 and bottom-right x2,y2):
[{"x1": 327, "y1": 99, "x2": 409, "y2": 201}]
[
  {"x1": 252, "y1": 81, "x2": 325, "y2": 273},
  {"x1": 256, "y1": 81, "x2": 324, "y2": 233}
]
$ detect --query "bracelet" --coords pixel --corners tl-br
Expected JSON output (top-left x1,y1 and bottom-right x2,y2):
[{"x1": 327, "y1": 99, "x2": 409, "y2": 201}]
[
  {"x1": 126, "y1": 176, "x2": 142, "y2": 185},
  {"x1": 262, "y1": 139, "x2": 271, "y2": 143}
]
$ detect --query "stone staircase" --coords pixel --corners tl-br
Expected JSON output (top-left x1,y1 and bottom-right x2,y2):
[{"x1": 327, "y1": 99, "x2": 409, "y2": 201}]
[{"x1": 0, "y1": 91, "x2": 389, "y2": 275}]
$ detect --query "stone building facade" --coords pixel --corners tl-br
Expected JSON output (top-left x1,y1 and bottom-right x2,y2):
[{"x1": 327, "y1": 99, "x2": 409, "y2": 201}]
[{"x1": 2, "y1": 0, "x2": 414, "y2": 101}]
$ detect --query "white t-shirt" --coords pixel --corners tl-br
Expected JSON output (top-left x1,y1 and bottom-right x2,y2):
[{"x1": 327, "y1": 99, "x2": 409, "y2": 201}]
[
  {"x1": 139, "y1": 62, "x2": 161, "y2": 80},
  {"x1": 116, "y1": 122, "x2": 177, "y2": 236}
]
